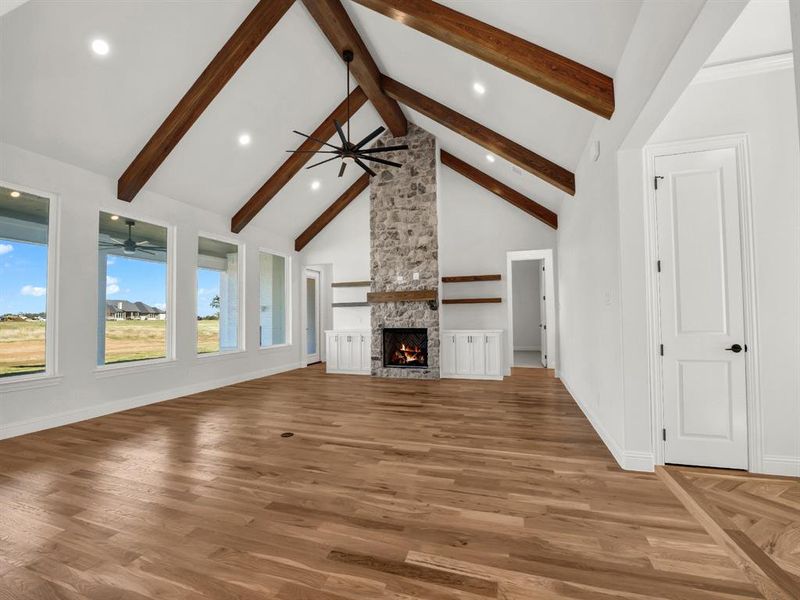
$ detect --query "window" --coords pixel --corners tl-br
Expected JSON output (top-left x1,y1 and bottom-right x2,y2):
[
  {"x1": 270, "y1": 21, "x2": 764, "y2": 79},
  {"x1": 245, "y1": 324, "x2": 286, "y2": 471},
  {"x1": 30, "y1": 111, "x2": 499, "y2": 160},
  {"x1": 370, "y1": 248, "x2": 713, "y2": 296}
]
[
  {"x1": 98, "y1": 212, "x2": 169, "y2": 366},
  {"x1": 197, "y1": 236, "x2": 240, "y2": 354},
  {"x1": 259, "y1": 251, "x2": 289, "y2": 348},
  {"x1": 0, "y1": 185, "x2": 52, "y2": 378}
]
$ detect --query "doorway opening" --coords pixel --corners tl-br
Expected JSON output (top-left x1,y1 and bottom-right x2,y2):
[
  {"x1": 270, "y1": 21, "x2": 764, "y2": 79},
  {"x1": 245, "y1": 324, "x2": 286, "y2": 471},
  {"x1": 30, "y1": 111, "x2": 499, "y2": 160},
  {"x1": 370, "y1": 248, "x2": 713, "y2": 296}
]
[
  {"x1": 303, "y1": 268, "x2": 321, "y2": 366},
  {"x1": 506, "y1": 249, "x2": 557, "y2": 374}
]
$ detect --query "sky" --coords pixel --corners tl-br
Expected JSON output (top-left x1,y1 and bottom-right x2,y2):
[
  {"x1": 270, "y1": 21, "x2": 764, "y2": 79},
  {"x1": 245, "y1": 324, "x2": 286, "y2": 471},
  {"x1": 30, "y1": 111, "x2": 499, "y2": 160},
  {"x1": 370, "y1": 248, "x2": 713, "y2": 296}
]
[{"x1": 1, "y1": 236, "x2": 222, "y2": 317}]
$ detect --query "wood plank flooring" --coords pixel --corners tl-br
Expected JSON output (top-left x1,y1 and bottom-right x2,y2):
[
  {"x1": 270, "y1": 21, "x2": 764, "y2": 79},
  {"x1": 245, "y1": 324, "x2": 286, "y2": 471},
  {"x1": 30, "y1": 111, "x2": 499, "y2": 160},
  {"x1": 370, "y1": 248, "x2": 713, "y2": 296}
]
[{"x1": 0, "y1": 365, "x2": 784, "y2": 599}]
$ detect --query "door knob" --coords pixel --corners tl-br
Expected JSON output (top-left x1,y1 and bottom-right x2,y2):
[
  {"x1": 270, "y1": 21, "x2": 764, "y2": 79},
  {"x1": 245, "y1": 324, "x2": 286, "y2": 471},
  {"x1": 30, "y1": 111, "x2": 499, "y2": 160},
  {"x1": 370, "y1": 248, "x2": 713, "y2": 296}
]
[{"x1": 725, "y1": 344, "x2": 743, "y2": 353}]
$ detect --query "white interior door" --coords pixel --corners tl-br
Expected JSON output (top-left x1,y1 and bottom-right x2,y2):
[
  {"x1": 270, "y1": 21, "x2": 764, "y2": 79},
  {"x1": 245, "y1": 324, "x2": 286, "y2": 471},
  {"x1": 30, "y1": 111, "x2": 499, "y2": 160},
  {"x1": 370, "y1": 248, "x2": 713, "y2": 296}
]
[
  {"x1": 539, "y1": 263, "x2": 547, "y2": 367},
  {"x1": 305, "y1": 270, "x2": 320, "y2": 364},
  {"x1": 655, "y1": 148, "x2": 748, "y2": 469}
]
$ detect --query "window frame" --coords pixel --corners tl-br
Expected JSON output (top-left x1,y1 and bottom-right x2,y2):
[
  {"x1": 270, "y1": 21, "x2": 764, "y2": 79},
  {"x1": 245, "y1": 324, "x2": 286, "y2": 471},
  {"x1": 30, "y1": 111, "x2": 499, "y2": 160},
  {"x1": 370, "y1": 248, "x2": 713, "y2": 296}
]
[
  {"x1": 196, "y1": 231, "x2": 245, "y2": 358},
  {"x1": 95, "y1": 209, "x2": 176, "y2": 373},
  {"x1": 258, "y1": 246, "x2": 292, "y2": 350},
  {"x1": 0, "y1": 179, "x2": 60, "y2": 387}
]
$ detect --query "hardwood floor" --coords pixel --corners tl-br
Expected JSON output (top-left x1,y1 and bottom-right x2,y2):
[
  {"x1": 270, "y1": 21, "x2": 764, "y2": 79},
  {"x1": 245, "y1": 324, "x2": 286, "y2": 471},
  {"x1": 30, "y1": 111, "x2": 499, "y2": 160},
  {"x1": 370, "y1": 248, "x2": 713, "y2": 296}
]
[{"x1": 0, "y1": 365, "x2": 786, "y2": 599}]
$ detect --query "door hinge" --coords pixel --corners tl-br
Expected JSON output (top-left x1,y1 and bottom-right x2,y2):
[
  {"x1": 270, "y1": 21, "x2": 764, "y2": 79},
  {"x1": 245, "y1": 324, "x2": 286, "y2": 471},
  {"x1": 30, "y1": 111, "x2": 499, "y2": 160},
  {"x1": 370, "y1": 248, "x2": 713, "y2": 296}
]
[
  {"x1": 654, "y1": 175, "x2": 664, "y2": 190},
  {"x1": 659, "y1": 344, "x2": 664, "y2": 356},
  {"x1": 662, "y1": 428, "x2": 667, "y2": 442},
  {"x1": 543, "y1": 325, "x2": 547, "y2": 330},
  {"x1": 542, "y1": 265, "x2": 545, "y2": 271},
  {"x1": 744, "y1": 344, "x2": 748, "y2": 352},
  {"x1": 657, "y1": 260, "x2": 661, "y2": 273},
  {"x1": 542, "y1": 295, "x2": 546, "y2": 301}
]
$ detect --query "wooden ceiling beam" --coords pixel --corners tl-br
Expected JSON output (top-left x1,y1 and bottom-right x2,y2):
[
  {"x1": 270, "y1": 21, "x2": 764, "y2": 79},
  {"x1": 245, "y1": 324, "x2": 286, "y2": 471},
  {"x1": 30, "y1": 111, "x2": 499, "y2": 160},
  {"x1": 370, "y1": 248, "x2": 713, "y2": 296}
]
[
  {"x1": 351, "y1": 0, "x2": 614, "y2": 119},
  {"x1": 231, "y1": 87, "x2": 368, "y2": 234},
  {"x1": 384, "y1": 76, "x2": 575, "y2": 195},
  {"x1": 118, "y1": 0, "x2": 295, "y2": 203},
  {"x1": 440, "y1": 150, "x2": 558, "y2": 229},
  {"x1": 294, "y1": 174, "x2": 370, "y2": 251},
  {"x1": 301, "y1": 0, "x2": 407, "y2": 137}
]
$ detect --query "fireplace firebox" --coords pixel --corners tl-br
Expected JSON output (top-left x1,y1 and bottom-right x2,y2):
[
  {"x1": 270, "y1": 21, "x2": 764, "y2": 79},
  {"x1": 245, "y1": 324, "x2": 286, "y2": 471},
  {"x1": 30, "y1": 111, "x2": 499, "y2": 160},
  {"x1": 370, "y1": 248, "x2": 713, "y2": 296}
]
[{"x1": 383, "y1": 328, "x2": 428, "y2": 368}]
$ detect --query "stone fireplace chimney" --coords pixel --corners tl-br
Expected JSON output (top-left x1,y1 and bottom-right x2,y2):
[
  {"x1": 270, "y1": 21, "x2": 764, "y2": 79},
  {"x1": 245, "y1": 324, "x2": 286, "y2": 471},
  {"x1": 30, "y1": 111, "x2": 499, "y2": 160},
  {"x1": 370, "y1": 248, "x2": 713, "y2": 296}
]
[{"x1": 369, "y1": 124, "x2": 440, "y2": 379}]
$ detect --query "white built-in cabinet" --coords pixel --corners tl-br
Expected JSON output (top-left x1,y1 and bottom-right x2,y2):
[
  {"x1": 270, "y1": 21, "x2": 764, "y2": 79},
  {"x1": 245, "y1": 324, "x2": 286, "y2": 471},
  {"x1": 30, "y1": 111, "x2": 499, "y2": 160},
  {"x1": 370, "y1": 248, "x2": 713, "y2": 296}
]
[
  {"x1": 441, "y1": 330, "x2": 503, "y2": 380},
  {"x1": 325, "y1": 330, "x2": 371, "y2": 374}
]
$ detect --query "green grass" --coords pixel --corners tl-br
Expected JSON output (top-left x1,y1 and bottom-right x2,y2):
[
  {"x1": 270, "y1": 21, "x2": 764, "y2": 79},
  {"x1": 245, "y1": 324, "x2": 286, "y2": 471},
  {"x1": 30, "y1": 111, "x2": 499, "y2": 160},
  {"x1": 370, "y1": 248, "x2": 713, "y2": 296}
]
[{"x1": 0, "y1": 319, "x2": 221, "y2": 376}]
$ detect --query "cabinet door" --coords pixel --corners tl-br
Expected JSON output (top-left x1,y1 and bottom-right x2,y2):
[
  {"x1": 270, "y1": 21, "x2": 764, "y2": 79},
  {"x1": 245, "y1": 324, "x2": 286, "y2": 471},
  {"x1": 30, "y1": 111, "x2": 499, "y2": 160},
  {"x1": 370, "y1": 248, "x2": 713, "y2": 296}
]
[
  {"x1": 485, "y1": 333, "x2": 502, "y2": 377},
  {"x1": 360, "y1": 334, "x2": 371, "y2": 371},
  {"x1": 338, "y1": 335, "x2": 354, "y2": 371},
  {"x1": 327, "y1": 334, "x2": 339, "y2": 370},
  {"x1": 469, "y1": 334, "x2": 486, "y2": 375},
  {"x1": 454, "y1": 333, "x2": 472, "y2": 375},
  {"x1": 441, "y1": 333, "x2": 456, "y2": 375}
]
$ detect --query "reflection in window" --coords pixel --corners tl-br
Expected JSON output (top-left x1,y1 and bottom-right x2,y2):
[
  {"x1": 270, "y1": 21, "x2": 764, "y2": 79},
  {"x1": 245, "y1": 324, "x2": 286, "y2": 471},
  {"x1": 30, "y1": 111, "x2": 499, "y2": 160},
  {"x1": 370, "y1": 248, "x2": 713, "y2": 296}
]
[
  {"x1": 0, "y1": 186, "x2": 50, "y2": 377},
  {"x1": 98, "y1": 213, "x2": 168, "y2": 365},
  {"x1": 197, "y1": 237, "x2": 239, "y2": 354},
  {"x1": 259, "y1": 252, "x2": 287, "y2": 348}
]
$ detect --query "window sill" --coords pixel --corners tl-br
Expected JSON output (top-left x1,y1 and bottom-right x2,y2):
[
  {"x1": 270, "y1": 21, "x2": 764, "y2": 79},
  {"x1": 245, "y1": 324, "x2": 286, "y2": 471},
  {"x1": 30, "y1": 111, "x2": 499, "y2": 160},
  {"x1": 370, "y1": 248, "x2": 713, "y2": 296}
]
[
  {"x1": 0, "y1": 373, "x2": 62, "y2": 392},
  {"x1": 259, "y1": 343, "x2": 292, "y2": 352},
  {"x1": 196, "y1": 349, "x2": 246, "y2": 361},
  {"x1": 95, "y1": 358, "x2": 176, "y2": 378}
]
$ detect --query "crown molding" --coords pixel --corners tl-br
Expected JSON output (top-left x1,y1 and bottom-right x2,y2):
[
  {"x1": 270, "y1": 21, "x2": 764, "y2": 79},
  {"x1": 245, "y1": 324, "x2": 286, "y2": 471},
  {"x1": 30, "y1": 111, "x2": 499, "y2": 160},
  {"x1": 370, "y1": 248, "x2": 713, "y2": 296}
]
[{"x1": 694, "y1": 52, "x2": 794, "y2": 84}]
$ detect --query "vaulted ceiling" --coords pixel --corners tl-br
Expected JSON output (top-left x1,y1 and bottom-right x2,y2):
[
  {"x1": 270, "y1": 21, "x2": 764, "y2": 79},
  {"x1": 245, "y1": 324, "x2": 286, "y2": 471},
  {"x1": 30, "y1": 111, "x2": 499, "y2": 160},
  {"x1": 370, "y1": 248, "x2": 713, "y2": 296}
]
[{"x1": 0, "y1": 0, "x2": 642, "y2": 240}]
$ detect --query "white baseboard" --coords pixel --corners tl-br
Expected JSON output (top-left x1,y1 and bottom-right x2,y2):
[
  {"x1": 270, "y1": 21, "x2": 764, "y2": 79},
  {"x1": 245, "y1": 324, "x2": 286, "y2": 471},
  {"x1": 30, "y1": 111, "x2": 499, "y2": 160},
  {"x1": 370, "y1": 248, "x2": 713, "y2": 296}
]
[
  {"x1": 560, "y1": 373, "x2": 654, "y2": 472},
  {"x1": 0, "y1": 361, "x2": 302, "y2": 441},
  {"x1": 761, "y1": 454, "x2": 800, "y2": 477},
  {"x1": 513, "y1": 346, "x2": 541, "y2": 352}
]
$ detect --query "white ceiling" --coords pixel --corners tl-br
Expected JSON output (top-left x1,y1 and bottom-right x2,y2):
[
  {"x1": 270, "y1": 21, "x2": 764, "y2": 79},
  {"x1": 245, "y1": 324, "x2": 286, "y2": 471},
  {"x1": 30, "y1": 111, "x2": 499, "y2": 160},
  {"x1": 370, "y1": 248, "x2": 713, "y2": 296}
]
[
  {"x1": 0, "y1": 0, "x2": 643, "y2": 237},
  {"x1": 706, "y1": 0, "x2": 793, "y2": 66}
]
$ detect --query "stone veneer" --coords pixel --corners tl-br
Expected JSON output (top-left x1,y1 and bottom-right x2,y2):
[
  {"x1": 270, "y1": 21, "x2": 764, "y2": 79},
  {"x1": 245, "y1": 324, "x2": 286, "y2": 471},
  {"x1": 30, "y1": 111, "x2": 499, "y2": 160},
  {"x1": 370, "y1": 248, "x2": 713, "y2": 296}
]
[{"x1": 370, "y1": 124, "x2": 440, "y2": 379}]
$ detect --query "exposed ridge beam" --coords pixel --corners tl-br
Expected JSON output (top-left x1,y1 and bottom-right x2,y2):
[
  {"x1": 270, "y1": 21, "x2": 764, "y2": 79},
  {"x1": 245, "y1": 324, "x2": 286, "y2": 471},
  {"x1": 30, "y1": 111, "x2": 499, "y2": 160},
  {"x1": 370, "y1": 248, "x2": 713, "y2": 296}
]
[
  {"x1": 118, "y1": 0, "x2": 295, "y2": 203},
  {"x1": 231, "y1": 87, "x2": 368, "y2": 233},
  {"x1": 441, "y1": 151, "x2": 557, "y2": 229},
  {"x1": 383, "y1": 76, "x2": 575, "y2": 195},
  {"x1": 295, "y1": 174, "x2": 370, "y2": 251},
  {"x1": 351, "y1": 0, "x2": 614, "y2": 119},
  {"x1": 301, "y1": 0, "x2": 407, "y2": 136}
]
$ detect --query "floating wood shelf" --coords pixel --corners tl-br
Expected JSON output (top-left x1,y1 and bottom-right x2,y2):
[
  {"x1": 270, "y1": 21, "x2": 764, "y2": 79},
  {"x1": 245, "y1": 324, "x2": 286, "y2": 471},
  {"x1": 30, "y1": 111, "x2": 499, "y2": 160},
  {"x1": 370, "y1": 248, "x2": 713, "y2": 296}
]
[
  {"x1": 331, "y1": 281, "x2": 371, "y2": 288},
  {"x1": 442, "y1": 297, "x2": 502, "y2": 304},
  {"x1": 442, "y1": 274, "x2": 501, "y2": 283},
  {"x1": 332, "y1": 302, "x2": 370, "y2": 308},
  {"x1": 367, "y1": 290, "x2": 438, "y2": 303}
]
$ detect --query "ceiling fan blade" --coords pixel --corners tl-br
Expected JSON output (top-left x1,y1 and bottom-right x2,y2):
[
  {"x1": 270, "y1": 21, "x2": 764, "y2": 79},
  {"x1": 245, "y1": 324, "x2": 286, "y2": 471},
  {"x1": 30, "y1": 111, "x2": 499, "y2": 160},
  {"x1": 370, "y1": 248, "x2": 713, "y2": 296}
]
[
  {"x1": 338, "y1": 162, "x2": 347, "y2": 178},
  {"x1": 353, "y1": 126, "x2": 385, "y2": 150},
  {"x1": 292, "y1": 130, "x2": 339, "y2": 150},
  {"x1": 359, "y1": 144, "x2": 408, "y2": 154},
  {"x1": 306, "y1": 155, "x2": 341, "y2": 169},
  {"x1": 359, "y1": 155, "x2": 402, "y2": 168},
  {"x1": 333, "y1": 120, "x2": 348, "y2": 146},
  {"x1": 137, "y1": 249, "x2": 156, "y2": 256},
  {"x1": 354, "y1": 158, "x2": 377, "y2": 177}
]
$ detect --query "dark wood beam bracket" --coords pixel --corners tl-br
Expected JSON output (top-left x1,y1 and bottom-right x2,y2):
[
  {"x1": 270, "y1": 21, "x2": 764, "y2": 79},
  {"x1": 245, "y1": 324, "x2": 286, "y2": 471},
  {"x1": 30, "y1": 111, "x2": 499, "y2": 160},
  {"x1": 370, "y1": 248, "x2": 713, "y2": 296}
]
[
  {"x1": 351, "y1": 0, "x2": 614, "y2": 118},
  {"x1": 301, "y1": 0, "x2": 407, "y2": 136},
  {"x1": 294, "y1": 174, "x2": 370, "y2": 251},
  {"x1": 440, "y1": 150, "x2": 559, "y2": 228},
  {"x1": 232, "y1": 88, "x2": 368, "y2": 234},
  {"x1": 118, "y1": 0, "x2": 295, "y2": 203},
  {"x1": 383, "y1": 76, "x2": 575, "y2": 195}
]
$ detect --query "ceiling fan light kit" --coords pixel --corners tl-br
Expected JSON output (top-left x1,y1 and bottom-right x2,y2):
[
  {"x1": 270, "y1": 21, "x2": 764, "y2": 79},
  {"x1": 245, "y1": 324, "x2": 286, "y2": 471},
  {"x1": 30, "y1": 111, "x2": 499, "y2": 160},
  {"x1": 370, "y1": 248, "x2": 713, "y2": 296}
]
[{"x1": 288, "y1": 49, "x2": 408, "y2": 179}]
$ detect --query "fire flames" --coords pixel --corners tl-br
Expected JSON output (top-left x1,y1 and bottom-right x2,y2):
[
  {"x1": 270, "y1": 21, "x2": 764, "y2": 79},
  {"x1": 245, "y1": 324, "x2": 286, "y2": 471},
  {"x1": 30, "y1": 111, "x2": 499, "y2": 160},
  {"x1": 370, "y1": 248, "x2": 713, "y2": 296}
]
[{"x1": 391, "y1": 343, "x2": 426, "y2": 365}]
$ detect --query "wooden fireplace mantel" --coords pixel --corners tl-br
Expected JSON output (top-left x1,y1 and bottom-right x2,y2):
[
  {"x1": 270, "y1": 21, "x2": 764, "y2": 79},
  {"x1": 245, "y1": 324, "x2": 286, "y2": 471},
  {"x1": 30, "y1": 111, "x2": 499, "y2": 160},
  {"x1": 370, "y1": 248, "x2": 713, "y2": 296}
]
[{"x1": 367, "y1": 289, "x2": 438, "y2": 303}]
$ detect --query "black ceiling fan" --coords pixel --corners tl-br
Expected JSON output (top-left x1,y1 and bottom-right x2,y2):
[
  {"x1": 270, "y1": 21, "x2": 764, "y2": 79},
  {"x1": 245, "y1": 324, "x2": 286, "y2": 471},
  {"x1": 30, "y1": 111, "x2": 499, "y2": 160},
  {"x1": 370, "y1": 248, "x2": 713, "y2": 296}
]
[
  {"x1": 99, "y1": 220, "x2": 166, "y2": 256},
  {"x1": 287, "y1": 49, "x2": 407, "y2": 178}
]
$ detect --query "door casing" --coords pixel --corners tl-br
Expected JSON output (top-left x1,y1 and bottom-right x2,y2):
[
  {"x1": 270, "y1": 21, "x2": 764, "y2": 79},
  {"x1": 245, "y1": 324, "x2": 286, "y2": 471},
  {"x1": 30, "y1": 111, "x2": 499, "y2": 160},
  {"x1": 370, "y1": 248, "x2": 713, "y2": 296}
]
[
  {"x1": 643, "y1": 134, "x2": 762, "y2": 471},
  {"x1": 302, "y1": 268, "x2": 321, "y2": 365}
]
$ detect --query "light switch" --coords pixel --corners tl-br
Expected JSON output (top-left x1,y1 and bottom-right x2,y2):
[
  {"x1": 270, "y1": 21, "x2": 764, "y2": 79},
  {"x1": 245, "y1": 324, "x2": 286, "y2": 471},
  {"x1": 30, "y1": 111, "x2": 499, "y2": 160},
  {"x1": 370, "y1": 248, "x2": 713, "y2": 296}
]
[{"x1": 412, "y1": 272, "x2": 419, "y2": 281}]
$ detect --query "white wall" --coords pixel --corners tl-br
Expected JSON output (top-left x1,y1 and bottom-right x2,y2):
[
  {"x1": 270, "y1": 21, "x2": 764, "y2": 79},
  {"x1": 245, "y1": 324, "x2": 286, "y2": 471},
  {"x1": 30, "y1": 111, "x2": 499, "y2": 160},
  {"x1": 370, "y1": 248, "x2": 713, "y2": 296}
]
[
  {"x1": 0, "y1": 142, "x2": 302, "y2": 439},
  {"x1": 647, "y1": 67, "x2": 800, "y2": 475},
  {"x1": 511, "y1": 260, "x2": 541, "y2": 350}
]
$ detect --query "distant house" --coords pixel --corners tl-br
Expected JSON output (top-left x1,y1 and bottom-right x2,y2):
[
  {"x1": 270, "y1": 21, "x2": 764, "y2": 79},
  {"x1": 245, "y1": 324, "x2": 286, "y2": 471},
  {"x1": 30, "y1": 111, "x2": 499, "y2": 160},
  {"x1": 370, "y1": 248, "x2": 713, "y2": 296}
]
[{"x1": 106, "y1": 300, "x2": 165, "y2": 321}]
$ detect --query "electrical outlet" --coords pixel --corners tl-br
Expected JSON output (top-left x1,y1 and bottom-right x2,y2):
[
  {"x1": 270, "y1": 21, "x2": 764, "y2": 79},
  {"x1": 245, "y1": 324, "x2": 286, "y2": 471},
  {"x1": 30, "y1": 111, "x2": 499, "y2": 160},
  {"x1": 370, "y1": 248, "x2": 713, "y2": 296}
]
[
  {"x1": 397, "y1": 274, "x2": 404, "y2": 283},
  {"x1": 412, "y1": 272, "x2": 419, "y2": 281}
]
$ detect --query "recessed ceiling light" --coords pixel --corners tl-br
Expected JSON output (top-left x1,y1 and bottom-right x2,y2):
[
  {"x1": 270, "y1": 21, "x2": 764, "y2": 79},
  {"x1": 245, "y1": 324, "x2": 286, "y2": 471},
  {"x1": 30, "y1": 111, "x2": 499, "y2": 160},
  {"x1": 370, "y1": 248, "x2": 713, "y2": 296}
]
[
  {"x1": 110, "y1": 215, "x2": 119, "y2": 221},
  {"x1": 9, "y1": 191, "x2": 20, "y2": 198},
  {"x1": 310, "y1": 180, "x2": 321, "y2": 191},
  {"x1": 472, "y1": 82, "x2": 486, "y2": 95},
  {"x1": 485, "y1": 154, "x2": 495, "y2": 163},
  {"x1": 238, "y1": 133, "x2": 251, "y2": 146},
  {"x1": 91, "y1": 39, "x2": 110, "y2": 56}
]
